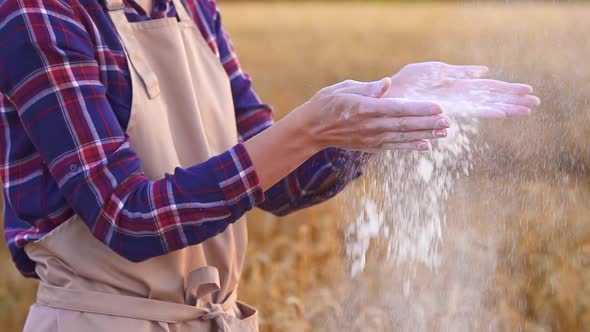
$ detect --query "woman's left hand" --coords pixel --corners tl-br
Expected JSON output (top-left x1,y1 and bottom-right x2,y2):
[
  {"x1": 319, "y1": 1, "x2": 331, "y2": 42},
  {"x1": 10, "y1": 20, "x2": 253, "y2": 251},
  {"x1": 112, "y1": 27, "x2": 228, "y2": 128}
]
[{"x1": 383, "y1": 62, "x2": 541, "y2": 119}]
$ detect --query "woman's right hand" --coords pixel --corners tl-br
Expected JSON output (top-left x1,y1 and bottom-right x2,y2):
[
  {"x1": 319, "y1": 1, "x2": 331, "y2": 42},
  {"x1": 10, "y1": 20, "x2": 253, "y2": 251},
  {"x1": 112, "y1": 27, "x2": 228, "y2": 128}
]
[{"x1": 291, "y1": 78, "x2": 452, "y2": 153}]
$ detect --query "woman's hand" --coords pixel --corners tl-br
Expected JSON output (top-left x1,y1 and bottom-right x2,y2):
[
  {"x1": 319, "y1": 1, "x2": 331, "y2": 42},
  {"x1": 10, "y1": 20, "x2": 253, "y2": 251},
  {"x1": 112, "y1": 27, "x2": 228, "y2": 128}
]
[
  {"x1": 293, "y1": 78, "x2": 452, "y2": 153},
  {"x1": 245, "y1": 65, "x2": 540, "y2": 190},
  {"x1": 244, "y1": 78, "x2": 451, "y2": 190},
  {"x1": 384, "y1": 62, "x2": 541, "y2": 118}
]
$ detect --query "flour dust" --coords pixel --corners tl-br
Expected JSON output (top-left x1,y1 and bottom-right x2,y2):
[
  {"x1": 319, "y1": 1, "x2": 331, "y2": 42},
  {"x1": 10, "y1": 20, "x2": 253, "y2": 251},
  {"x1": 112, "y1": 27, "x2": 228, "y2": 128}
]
[
  {"x1": 338, "y1": 115, "x2": 498, "y2": 331},
  {"x1": 345, "y1": 117, "x2": 479, "y2": 280}
]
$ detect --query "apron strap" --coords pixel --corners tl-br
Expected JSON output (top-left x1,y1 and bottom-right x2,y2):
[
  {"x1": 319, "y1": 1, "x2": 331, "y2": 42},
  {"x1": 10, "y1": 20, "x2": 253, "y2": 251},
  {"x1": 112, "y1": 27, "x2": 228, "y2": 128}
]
[
  {"x1": 104, "y1": 0, "x2": 161, "y2": 99},
  {"x1": 104, "y1": 0, "x2": 125, "y2": 11},
  {"x1": 37, "y1": 283, "x2": 208, "y2": 323},
  {"x1": 35, "y1": 266, "x2": 245, "y2": 331},
  {"x1": 170, "y1": 0, "x2": 193, "y2": 23},
  {"x1": 186, "y1": 266, "x2": 224, "y2": 305}
]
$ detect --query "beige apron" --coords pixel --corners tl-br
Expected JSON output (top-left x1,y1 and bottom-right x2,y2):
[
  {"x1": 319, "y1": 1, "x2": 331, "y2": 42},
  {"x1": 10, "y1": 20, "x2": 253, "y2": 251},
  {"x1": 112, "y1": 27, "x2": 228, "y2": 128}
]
[{"x1": 22, "y1": 0, "x2": 258, "y2": 330}]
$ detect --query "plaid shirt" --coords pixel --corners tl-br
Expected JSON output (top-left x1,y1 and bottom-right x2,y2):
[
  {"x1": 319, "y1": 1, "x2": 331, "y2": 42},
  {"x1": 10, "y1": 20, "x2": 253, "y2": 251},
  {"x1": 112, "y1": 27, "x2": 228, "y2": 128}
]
[{"x1": 0, "y1": 0, "x2": 367, "y2": 277}]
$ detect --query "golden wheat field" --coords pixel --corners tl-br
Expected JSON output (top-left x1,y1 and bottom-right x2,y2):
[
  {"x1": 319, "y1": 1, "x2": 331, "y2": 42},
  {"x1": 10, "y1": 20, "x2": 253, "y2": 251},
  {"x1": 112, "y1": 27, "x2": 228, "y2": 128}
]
[{"x1": 2, "y1": 2, "x2": 590, "y2": 332}]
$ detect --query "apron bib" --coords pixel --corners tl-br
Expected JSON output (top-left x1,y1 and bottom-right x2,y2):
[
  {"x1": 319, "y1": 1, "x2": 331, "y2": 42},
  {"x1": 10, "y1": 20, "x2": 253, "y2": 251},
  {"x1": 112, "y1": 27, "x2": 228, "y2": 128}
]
[{"x1": 22, "y1": 0, "x2": 257, "y2": 331}]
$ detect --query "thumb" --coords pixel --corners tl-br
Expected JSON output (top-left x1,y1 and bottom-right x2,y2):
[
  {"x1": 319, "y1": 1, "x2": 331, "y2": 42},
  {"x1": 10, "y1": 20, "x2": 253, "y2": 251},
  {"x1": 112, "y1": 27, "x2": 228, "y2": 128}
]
[{"x1": 336, "y1": 77, "x2": 392, "y2": 98}]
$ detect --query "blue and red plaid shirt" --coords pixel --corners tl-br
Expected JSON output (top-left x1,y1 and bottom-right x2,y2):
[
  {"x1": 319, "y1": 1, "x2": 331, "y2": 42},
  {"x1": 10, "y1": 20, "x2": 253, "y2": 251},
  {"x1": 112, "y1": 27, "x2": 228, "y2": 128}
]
[{"x1": 0, "y1": 0, "x2": 367, "y2": 277}]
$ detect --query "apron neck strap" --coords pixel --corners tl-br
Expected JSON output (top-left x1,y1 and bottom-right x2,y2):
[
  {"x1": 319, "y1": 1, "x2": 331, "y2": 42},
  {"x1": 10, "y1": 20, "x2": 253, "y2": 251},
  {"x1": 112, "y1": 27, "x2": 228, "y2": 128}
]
[
  {"x1": 104, "y1": 0, "x2": 125, "y2": 11},
  {"x1": 103, "y1": 0, "x2": 191, "y2": 23},
  {"x1": 170, "y1": 0, "x2": 193, "y2": 23}
]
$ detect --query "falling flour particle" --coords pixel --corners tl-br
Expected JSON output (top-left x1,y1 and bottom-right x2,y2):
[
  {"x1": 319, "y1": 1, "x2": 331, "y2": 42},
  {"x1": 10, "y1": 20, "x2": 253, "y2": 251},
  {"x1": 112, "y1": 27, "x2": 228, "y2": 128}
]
[
  {"x1": 345, "y1": 117, "x2": 479, "y2": 282},
  {"x1": 346, "y1": 198, "x2": 386, "y2": 277},
  {"x1": 417, "y1": 158, "x2": 434, "y2": 182}
]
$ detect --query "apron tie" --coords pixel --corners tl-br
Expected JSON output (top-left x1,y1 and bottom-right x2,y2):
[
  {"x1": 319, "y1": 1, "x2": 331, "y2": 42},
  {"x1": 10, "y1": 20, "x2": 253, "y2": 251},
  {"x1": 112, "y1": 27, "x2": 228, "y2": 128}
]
[
  {"x1": 202, "y1": 303, "x2": 231, "y2": 332},
  {"x1": 34, "y1": 266, "x2": 242, "y2": 331},
  {"x1": 185, "y1": 266, "x2": 238, "y2": 331}
]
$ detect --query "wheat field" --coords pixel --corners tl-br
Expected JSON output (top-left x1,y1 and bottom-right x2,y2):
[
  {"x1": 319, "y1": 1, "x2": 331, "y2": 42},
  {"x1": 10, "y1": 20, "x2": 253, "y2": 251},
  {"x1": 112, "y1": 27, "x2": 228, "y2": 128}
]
[{"x1": 1, "y1": 2, "x2": 590, "y2": 331}]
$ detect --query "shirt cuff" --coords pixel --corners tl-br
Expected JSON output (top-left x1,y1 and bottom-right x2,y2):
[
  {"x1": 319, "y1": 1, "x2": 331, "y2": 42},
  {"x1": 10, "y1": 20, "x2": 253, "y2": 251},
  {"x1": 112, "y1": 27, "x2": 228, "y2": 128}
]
[
  {"x1": 326, "y1": 148, "x2": 372, "y2": 179},
  {"x1": 206, "y1": 142, "x2": 264, "y2": 219}
]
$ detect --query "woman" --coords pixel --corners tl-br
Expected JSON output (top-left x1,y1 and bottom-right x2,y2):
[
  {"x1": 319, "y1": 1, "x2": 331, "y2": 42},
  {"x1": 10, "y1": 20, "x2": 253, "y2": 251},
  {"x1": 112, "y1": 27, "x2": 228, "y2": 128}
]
[{"x1": 0, "y1": 0, "x2": 539, "y2": 331}]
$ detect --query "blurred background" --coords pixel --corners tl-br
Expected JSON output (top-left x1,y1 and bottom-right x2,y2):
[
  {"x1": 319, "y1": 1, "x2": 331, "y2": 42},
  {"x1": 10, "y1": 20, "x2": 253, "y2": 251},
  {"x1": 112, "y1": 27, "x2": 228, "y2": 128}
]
[{"x1": 2, "y1": 1, "x2": 590, "y2": 331}]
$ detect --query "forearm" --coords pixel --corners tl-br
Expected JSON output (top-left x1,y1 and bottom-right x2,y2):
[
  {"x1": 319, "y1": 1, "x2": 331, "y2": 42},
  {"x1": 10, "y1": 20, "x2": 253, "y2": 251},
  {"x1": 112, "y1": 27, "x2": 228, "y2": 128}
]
[
  {"x1": 244, "y1": 108, "x2": 319, "y2": 191},
  {"x1": 90, "y1": 143, "x2": 263, "y2": 261}
]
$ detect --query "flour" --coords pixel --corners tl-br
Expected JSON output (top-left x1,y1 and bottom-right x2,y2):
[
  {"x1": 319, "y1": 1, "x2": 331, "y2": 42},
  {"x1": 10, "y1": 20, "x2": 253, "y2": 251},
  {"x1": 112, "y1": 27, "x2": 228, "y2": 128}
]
[
  {"x1": 417, "y1": 158, "x2": 434, "y2": 182},
  {"x1": 345, "y1": 106, "x2": 479, "y2": 282},
  {"x1": 342, "y1": 63, "x2": 536, "y2": 302}
]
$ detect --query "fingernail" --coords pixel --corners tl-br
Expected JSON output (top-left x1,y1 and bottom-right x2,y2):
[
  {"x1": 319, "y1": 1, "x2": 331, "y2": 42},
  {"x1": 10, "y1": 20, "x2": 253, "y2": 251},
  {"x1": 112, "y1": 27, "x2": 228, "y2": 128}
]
[
  {"x1": 434, "y1": 129, "x2": 447, "y2": 137},
  {"x1": 437, "y1": 118, "x2": 451, "y2": 128},
  {"x1": 418, "y1": 143, "x2": 430, "y2": 151}
]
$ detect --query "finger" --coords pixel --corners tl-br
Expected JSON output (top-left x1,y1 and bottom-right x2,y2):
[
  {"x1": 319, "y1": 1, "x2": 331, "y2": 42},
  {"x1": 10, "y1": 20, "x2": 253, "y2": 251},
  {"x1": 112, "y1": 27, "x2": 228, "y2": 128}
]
[
  {"x1": 466, "y1": 109, "x2": 507, "y2": 119},
  {"x1": 445, "y1": 65, "x2": 489, "y2": 79},
  {"x1": 320, "y1": 79, "x2": 365, "y2": 95},
  {"x1": 470, "y1": 79, "x2": 533, "y2": 95},
  {"x1": 489, "y1": 94, "x2": 541, "y2": 107},
  {"x1": 378, "y1": 128, "x2": 447, "y2": 143},
  {"x1": 336, "y1": 77, "x2": 392, "y2": 98},
  {"x1": 365, "y1": 115, "x2": 452, "y2": 132},
  {"x1": 359, "y1": 98, "x2": 444, "y2": 117},
  {"x1": 490, "y1": 103, "x2": 532, "y2": 117},
  {"x1": 380, "y1": 140, "x2": 432, "y2": 151}
]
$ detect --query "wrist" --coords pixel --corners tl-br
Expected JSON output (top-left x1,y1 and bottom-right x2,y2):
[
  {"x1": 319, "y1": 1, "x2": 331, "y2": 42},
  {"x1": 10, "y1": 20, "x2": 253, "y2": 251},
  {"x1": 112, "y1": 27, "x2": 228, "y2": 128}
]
[
  {"x1": 243, "y1": 106, "x2": 322, "y2": 191},
  {"x1": 283, "y1": 103, "x2": 325, "y2": 155}
]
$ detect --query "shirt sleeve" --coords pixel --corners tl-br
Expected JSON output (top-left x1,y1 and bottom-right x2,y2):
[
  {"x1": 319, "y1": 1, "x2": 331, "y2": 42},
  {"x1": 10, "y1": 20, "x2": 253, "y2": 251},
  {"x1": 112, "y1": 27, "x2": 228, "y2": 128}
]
[
  {"x1": 207, "y1": 0, "x2": 274, "y2": 142},
  {"x1": 259, "y1": 148, "x2": 372, "y2": 216},
  {"x1": 0, "y1": 0, "x2": 263, "y2": 262},
  {"x1": 209, "y1": 0, "x2": 370, "y2": 215}
]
